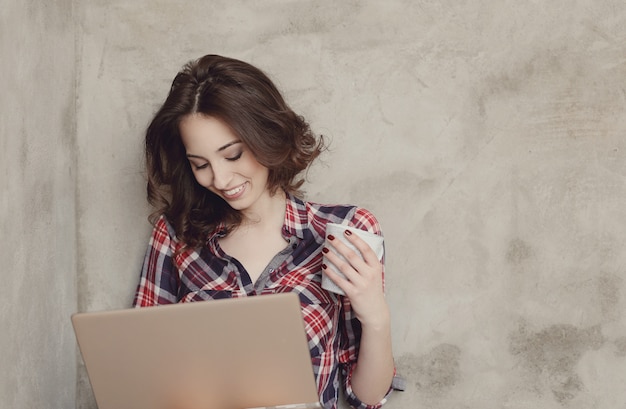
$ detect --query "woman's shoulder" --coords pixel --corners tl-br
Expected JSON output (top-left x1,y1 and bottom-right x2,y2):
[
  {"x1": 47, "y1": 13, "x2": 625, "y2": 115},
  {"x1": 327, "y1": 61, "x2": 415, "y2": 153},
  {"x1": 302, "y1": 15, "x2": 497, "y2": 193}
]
[
  {"x1": 301, "y1": 198, "x2": 381, "y2": 234},
  {"x1": 150, "y1": 214, "x2": 179, "y2": 240}
]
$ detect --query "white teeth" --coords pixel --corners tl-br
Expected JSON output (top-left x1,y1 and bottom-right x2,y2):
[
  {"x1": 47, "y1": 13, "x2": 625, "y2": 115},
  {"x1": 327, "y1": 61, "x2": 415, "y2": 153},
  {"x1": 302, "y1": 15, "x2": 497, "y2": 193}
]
[{"x1": 224, "y1": 184, "x2": 245, "y2": 196}]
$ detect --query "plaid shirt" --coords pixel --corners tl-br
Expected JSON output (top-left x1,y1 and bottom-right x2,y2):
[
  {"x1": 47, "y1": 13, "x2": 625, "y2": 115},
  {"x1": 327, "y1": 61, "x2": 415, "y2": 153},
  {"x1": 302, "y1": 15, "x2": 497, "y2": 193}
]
[{"x1": 133, "y1": 194, "x2": 394, "y2": 409}]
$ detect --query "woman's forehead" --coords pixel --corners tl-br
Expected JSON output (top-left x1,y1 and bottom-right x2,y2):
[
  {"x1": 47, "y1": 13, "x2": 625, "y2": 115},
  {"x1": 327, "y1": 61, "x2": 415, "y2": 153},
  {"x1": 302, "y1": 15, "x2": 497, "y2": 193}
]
[{"x1": 179, "y1": 115, "x2": 242, "y2": 154}]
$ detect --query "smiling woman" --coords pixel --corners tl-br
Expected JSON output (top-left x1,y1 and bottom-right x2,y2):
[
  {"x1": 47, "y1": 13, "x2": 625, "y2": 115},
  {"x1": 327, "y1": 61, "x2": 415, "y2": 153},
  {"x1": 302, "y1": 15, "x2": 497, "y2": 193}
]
[
  {"x1": 134, "y1": 54, "x2": 399, "y2": 409},
  {"x1": 179, "y1": 115, "x2": 270, "y2": 215},
  {"x1": 144, "y1": 55, "x2": 323, "y2": 249}
]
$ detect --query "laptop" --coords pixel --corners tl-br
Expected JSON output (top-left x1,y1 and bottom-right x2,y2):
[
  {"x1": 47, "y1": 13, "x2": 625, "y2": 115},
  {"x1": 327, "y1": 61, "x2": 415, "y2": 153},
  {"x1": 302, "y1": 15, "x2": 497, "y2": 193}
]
[{"x1": 72, "y1": 292, "x2": 322, "y2": 409}]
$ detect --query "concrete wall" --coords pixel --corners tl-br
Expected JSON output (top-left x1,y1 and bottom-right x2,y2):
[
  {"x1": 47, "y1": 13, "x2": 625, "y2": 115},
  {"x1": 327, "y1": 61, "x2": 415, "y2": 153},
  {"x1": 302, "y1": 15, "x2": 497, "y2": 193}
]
[
  {"x1": 0, "y1": 1, "x2": 77, "y2": 408},
  {"x1": 75, "y1": 1, "x2": 626, "y2": 408},
  {"x1": 3, "y1": 1, "x2": 626, "y2": 408}
]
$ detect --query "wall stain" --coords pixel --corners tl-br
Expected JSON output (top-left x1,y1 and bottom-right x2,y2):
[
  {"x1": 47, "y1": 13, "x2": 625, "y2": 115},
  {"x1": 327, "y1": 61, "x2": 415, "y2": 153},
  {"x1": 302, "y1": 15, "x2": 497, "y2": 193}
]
[
  {"x1": 509, "y1": 322, "x2": 605, "y2": 405},
  {"x1": 614, "y1": 336, "x2": 626, "y2": 357},
  {"x1": 397, "y1": 343, "x2": 462, "y2": 394},
  {"x1": 597, "y1": 273, "x2": 623, "y2": 321},
  {"x1": 506, "y1": 238, "x2": 532, "y2": 266}
]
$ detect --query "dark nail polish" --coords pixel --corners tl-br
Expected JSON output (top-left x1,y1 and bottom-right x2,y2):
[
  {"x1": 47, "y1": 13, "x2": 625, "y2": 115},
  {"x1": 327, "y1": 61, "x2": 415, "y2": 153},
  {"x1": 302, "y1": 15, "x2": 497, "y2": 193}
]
[
  {"x1": 327, "y1": 234, "x2": 335, "y2": 241},
  {"x1": 321, "y1": 263, "x2": 328, "y2": 269},
  {"x1": 344, "y1": 229, "x2": 352, "y2": 236},
  {"x1": 322, "y1": 247, "x2": 329, "y2": 254}
]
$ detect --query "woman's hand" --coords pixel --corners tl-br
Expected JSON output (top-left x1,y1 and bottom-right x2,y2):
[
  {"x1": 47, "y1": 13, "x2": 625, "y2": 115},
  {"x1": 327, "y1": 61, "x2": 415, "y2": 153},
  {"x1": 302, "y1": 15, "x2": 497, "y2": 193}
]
[{"x1": 322, "y1": 229, "x2": 390, "y2": 327}]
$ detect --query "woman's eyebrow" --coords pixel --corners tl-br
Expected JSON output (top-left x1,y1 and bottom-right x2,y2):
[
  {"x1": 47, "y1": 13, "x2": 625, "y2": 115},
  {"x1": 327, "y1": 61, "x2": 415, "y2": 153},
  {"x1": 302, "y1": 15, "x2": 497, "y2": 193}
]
[
  {"x1": 217, "y1": 140, "x2": 242, "y2": 152},
  {"x1": 186, "y1": 154, "x2": 207, "y2": 160},
  {"x1": 186, "y1": 140, "x2": 242, "y2": 159}
]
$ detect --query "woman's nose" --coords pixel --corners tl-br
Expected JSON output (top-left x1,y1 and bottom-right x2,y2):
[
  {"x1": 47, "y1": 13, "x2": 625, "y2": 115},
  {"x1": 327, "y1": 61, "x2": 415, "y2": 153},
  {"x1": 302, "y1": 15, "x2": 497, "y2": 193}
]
[{"x1": 210, "y1": 164, "x2": 233, "y2": 190}]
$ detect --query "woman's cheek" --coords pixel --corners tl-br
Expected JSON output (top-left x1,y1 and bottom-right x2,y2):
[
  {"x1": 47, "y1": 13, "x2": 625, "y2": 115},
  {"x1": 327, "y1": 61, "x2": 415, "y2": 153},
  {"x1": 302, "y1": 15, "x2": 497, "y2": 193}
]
[{"x1": 193, "y1": 171, "x2": 212, "y2": 188}]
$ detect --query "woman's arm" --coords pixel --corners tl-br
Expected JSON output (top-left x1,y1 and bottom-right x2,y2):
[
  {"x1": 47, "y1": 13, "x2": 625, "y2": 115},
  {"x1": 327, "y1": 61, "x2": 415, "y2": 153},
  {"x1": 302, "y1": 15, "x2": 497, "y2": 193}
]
[
  {"x1": 349, "y1": 299, "x2": 395, "y2": 404},
  {"x1": 133, "y1": 215, "x2": 180, "y2": 307},
  {"x1": 322, "y1": 228, "x2": 395, "y2": 405}
]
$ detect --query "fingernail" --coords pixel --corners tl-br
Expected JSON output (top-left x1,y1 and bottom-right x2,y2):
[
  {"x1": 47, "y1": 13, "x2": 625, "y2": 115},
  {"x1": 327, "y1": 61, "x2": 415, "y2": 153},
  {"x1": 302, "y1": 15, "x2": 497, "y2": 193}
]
[
  {"x1": 322, "y1": 247, "x2": 329, "y2": 254},
  {"x1": 321, "y1": 263, "x2": 328, "y2": 269},
  {"x1": 344, "y1": 229, "x2": 352, "y2": 236},
  {"x1": 327, "y1": 234, "x2": 335, "y2": 241}
]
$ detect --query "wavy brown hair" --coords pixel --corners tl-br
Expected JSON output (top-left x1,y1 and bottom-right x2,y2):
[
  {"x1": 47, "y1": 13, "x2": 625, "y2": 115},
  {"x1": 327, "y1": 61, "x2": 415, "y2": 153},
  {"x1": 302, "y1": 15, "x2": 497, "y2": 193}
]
[{"x1": 145, "y1": 54, "x2": 325, "y2": 248}]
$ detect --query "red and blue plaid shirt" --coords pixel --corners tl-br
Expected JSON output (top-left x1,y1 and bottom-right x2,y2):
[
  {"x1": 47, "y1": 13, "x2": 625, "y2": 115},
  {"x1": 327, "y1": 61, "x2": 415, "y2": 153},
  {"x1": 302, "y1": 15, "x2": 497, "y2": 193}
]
[{"x1": 133, "y1": 194, "x2": 394, "y2": 409}]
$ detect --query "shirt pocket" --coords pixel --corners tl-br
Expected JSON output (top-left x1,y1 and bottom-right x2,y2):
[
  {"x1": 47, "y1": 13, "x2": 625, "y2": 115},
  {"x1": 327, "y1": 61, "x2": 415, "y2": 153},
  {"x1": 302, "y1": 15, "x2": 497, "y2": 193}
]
[
  {"x1": 177, "y1": 264, "x2": 240, "y2": 302},
  {"x1": 179, "y1": 288, "x2": 234, "y2": 302}
]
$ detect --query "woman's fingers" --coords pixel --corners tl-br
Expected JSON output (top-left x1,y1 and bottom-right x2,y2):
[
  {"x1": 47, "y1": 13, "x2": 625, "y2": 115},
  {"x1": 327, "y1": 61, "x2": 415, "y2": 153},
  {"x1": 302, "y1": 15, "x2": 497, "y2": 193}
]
[
  {"x1": 321, "y1": 261, "x2": 353, "y2": 294},
  {"x1": 322, "y1": 242, "x2": 361, "y2": 283},
  {"x1": 341, "y1": 229, "x2": 381, "y2": 265},
  {"x1": 325, "y1": 230, "x2": 381, "y2": 271}
]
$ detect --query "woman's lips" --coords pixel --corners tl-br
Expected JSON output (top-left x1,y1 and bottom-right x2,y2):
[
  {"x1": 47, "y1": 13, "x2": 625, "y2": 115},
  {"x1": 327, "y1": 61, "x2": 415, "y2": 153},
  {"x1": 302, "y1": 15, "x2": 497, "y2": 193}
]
[{"x1": 222, "y1": 182, "x2": 247, "y2": 200}]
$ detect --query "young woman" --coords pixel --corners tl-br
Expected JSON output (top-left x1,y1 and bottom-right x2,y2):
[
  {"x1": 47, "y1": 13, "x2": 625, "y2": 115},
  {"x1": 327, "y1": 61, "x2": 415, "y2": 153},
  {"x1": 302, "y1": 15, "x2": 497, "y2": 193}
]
[{"x1": 133, "y1": 54, "x2": 397, "y2": 409}]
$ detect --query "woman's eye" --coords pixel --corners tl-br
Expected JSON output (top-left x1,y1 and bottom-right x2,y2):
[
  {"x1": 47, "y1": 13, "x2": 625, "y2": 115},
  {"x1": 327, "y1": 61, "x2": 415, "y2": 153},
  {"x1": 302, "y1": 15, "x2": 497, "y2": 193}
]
[
  {"x1": 226, "y1": 152, "x2": 243, "y2": 161},
  {"x1": 194, "y1": 163, "x2": 209, "y2": 170}
]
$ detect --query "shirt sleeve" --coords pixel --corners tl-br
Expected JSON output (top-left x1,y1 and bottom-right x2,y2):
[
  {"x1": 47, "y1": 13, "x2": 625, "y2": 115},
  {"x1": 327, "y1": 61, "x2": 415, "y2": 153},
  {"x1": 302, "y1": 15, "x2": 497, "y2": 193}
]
[
  {"x1": 132, "y1": 216, "x2": 180, "y2": 307},
  {"x1": 338, "y1": 207, "x2": 396, "y2": 409}
]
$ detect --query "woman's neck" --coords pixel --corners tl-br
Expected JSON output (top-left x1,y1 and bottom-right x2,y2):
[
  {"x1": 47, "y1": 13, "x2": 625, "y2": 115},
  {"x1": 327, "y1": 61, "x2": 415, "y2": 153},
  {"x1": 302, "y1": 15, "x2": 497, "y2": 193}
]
[{"x1": 239, "y1": 189, "x2": 287, "y2": 231}]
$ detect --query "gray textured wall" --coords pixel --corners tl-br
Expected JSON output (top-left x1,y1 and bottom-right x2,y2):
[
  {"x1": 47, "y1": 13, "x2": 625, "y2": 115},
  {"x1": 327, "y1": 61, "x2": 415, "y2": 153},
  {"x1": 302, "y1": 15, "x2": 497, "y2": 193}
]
[
  {"x1": 3, "y1": 1, "x2": 626, "y2": 408},
  {"x1": 1, "y1": 1, "x2": 77, "y2": 408}
]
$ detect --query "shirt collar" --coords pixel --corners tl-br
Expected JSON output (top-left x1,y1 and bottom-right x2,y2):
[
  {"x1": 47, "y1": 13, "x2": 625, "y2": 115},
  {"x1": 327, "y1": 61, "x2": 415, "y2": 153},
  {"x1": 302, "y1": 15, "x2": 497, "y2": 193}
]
[
  {"x1": 283, "y1": 193, "x2": 308, "y2": 240},
  {"x1": 206, "y1": 222, "x2": 227, "y2": 249}
]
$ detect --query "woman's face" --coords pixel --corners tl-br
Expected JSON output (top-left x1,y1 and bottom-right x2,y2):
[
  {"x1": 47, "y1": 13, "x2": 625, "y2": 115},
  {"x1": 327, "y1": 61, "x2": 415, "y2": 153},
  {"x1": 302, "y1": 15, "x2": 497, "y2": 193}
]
[{"x1": 179, "y1": 114, "x2": 271, "y2": 215}]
